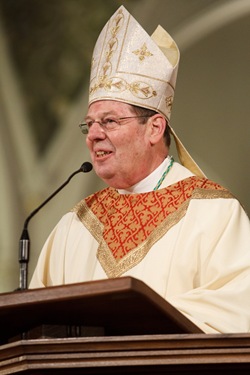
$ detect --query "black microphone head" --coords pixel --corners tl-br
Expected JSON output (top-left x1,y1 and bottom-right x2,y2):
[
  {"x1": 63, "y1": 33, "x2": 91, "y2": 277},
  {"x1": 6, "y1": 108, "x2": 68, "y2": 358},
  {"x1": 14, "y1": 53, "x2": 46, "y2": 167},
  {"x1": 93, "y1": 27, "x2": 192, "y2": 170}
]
[{"x1": 81, "y1": 161, "x2": 93, "y2": 173}]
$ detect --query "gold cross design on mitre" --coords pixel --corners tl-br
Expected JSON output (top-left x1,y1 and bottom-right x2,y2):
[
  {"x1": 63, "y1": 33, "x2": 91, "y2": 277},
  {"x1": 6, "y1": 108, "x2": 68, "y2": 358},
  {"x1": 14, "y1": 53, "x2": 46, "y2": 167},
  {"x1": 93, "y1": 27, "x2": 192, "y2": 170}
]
[{"x1": 132, "y1": 43, "x2": 153, "y2": 62}]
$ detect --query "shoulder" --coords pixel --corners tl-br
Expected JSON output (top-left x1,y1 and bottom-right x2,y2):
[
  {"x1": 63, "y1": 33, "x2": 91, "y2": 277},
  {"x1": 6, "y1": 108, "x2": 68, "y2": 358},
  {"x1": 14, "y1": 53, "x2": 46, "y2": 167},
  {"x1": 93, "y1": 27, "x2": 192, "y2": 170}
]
[
  {"x1": 176, "y1": 175, "x2": 234, "y2": 201},
  {"x1": 163, "y1": 161, "x2": 233, "y2": 199}
]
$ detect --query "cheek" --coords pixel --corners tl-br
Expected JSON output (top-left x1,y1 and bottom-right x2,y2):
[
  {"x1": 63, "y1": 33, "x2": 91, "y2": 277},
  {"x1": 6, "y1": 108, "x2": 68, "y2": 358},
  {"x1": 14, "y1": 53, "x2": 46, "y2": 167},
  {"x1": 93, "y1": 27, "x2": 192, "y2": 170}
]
[
  {"x1": 131, "y1": 129, "x2": 148, "y2": 154},
  {"x1": 116, "y1": 135, "x2": 142, "y2": 158}
]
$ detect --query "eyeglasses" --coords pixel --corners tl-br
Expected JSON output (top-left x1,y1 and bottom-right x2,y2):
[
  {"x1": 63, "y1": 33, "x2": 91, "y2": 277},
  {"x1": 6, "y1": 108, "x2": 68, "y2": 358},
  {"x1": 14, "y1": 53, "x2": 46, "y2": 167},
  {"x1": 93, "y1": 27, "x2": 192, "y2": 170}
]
[{"x1": 79, "y1": 115, "x2": 152, "y2": 134}]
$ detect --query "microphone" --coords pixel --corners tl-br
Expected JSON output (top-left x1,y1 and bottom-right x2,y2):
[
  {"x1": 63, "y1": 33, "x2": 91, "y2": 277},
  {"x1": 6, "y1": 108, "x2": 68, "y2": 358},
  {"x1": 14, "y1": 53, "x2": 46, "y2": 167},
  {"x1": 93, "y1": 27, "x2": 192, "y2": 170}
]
[{"x1": 18, "y1": 161, "x2": 93, "y2": 290}]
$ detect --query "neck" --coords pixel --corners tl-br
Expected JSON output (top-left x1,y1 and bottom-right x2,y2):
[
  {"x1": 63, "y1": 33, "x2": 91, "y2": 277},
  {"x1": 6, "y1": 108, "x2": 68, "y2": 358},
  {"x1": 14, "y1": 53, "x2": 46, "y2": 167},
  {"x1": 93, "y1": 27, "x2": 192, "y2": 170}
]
[{"x1": 118, "y1": 156, "x2": 173, "y2": 194}]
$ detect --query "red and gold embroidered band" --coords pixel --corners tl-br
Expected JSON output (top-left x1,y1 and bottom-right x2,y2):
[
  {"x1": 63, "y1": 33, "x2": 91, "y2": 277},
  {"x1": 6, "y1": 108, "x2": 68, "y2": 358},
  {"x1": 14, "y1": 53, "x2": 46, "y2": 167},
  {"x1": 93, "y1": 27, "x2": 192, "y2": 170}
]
[{"x1": 74, "y1": 177, "x2": 232, "y2": 277}]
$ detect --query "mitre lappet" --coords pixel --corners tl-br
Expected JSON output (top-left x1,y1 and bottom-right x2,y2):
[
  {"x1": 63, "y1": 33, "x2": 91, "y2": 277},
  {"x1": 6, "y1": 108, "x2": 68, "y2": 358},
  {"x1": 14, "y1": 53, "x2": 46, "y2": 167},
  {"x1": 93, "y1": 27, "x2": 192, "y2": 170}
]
[{"x1": 88, "y1": 5, "x2": 205, "y2": 178}]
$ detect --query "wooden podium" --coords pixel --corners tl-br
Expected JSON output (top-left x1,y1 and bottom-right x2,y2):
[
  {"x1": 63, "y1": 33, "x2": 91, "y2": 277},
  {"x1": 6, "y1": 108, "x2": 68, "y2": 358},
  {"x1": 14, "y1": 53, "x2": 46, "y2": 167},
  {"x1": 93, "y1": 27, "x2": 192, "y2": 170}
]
[{"x1": 1, "y1": 277, "x2": 250, "y2": 374}]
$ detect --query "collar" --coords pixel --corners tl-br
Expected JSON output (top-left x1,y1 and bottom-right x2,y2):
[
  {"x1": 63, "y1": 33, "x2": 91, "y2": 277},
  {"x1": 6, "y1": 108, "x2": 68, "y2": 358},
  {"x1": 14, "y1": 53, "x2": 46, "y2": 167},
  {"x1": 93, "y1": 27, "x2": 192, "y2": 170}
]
[{"x1": 117, "y1": 156, "x2": 172, "y2": 194}]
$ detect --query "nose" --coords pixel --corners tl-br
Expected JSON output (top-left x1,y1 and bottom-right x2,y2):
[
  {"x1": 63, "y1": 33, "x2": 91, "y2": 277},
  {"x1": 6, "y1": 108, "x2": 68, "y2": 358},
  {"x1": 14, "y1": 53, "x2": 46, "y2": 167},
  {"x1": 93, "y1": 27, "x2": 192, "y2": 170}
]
[{"x1": 87, "y1": 121, "x2": 106, "y2": 141}]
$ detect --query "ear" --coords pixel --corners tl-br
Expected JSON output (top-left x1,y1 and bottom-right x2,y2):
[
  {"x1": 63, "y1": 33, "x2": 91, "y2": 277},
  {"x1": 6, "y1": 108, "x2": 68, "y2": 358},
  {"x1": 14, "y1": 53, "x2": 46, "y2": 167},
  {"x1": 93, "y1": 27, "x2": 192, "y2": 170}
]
[{"x1": 148, "y1": 114, "x2": 166, "y2": 145}]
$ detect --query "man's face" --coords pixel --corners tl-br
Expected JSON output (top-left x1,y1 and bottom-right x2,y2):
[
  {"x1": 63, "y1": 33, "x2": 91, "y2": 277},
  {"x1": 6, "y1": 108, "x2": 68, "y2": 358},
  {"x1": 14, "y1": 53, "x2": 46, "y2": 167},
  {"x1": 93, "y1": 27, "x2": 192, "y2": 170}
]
[{"x1": 85, "y1": 100, "x2": 154, "y2": 189}]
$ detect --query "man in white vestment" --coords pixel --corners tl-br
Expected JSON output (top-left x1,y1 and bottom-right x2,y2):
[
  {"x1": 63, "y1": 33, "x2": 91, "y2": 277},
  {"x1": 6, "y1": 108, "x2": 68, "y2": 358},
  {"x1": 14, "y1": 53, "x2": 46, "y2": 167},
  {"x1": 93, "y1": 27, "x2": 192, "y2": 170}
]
[{"x1": 30, "y1": 6, "x2": 250, "y2": 334}]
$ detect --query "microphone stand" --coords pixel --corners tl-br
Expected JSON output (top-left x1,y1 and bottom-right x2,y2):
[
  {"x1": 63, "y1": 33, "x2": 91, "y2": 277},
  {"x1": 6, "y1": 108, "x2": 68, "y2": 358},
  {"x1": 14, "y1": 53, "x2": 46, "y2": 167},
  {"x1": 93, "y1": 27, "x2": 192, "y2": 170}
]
[{"x1": 18, "y1": 162, "x2": 92, "y2": 290}]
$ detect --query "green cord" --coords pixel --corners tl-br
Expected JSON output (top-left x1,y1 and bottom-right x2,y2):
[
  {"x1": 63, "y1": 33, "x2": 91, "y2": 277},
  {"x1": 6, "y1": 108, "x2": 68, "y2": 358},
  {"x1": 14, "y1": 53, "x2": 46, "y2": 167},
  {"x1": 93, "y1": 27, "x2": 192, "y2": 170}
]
[{"x1": 153, "y1": 156, "x2": 174, "y2": 191}]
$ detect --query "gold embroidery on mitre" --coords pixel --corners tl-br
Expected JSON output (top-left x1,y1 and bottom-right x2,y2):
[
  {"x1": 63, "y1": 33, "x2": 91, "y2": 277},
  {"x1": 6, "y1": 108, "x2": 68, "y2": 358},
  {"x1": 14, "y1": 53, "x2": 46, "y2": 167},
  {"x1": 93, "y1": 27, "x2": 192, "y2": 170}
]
[
  {"x1": 73, "y1": 177, "x2": 233, "y2": 278},
  {"x1": 90, "y1": 10, "x2": 124, "y2": 95},
  {"x1": 132, "y1": 43, "x2": 153, "y2": 61},
  {"x1": 130, "y1": 81, "x2": 157, "y2": 99},
  {"x1": 89, "y1": 8, "x2": 158, "y2": 101},
  {"x1": 166, "y1": 95, "x2": 173, "y2": 110}
]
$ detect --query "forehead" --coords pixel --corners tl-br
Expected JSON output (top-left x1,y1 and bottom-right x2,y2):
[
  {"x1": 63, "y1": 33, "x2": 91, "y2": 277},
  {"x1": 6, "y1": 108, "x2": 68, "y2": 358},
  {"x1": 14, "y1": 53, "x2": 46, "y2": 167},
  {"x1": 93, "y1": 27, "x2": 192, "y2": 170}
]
[{"x1": 87, "y1": 100, "x2": 133, "y2": 117}]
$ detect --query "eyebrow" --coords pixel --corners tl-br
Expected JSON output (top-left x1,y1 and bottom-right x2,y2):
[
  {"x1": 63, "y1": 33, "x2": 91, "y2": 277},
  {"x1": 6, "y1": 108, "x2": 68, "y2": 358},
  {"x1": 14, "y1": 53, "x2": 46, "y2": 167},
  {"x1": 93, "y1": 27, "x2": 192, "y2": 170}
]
[{"x1": 85, "y1": 111, "x2": 119, "y2": 121}]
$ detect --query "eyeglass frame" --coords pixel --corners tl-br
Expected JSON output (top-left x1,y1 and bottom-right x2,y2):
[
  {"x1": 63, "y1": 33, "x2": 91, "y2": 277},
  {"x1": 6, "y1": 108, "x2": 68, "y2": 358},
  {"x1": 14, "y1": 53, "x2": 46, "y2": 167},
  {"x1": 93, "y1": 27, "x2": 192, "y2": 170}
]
[{"x1": 79, "y1": 115, "x2": 153, "y2": 135}]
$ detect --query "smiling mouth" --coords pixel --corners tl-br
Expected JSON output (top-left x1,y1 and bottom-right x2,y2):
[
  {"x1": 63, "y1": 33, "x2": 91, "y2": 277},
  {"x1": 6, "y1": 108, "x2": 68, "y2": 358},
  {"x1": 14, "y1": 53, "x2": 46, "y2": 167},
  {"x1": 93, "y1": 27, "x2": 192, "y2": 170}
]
[{"x1": 96, "y1": 151, "x2": 112, "y2": 158}]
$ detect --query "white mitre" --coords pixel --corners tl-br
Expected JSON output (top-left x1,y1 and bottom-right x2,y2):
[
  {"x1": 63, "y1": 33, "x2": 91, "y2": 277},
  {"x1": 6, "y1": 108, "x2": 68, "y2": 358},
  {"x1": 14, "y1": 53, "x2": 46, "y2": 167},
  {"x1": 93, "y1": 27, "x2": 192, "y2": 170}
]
[{"x1": 88, "y1": 5, "x2": 205, "y2": 178}]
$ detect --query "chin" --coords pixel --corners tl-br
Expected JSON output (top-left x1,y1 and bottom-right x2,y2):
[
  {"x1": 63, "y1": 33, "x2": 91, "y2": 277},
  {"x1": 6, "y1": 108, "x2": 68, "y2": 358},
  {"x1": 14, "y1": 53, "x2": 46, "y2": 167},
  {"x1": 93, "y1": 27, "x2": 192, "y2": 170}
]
[
  {"x1": 96, "y1": 170, "x2": 115, "y2": 182},
  {"x1": 99, "y1": 175, "x2": 124, "y2": 189}
]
